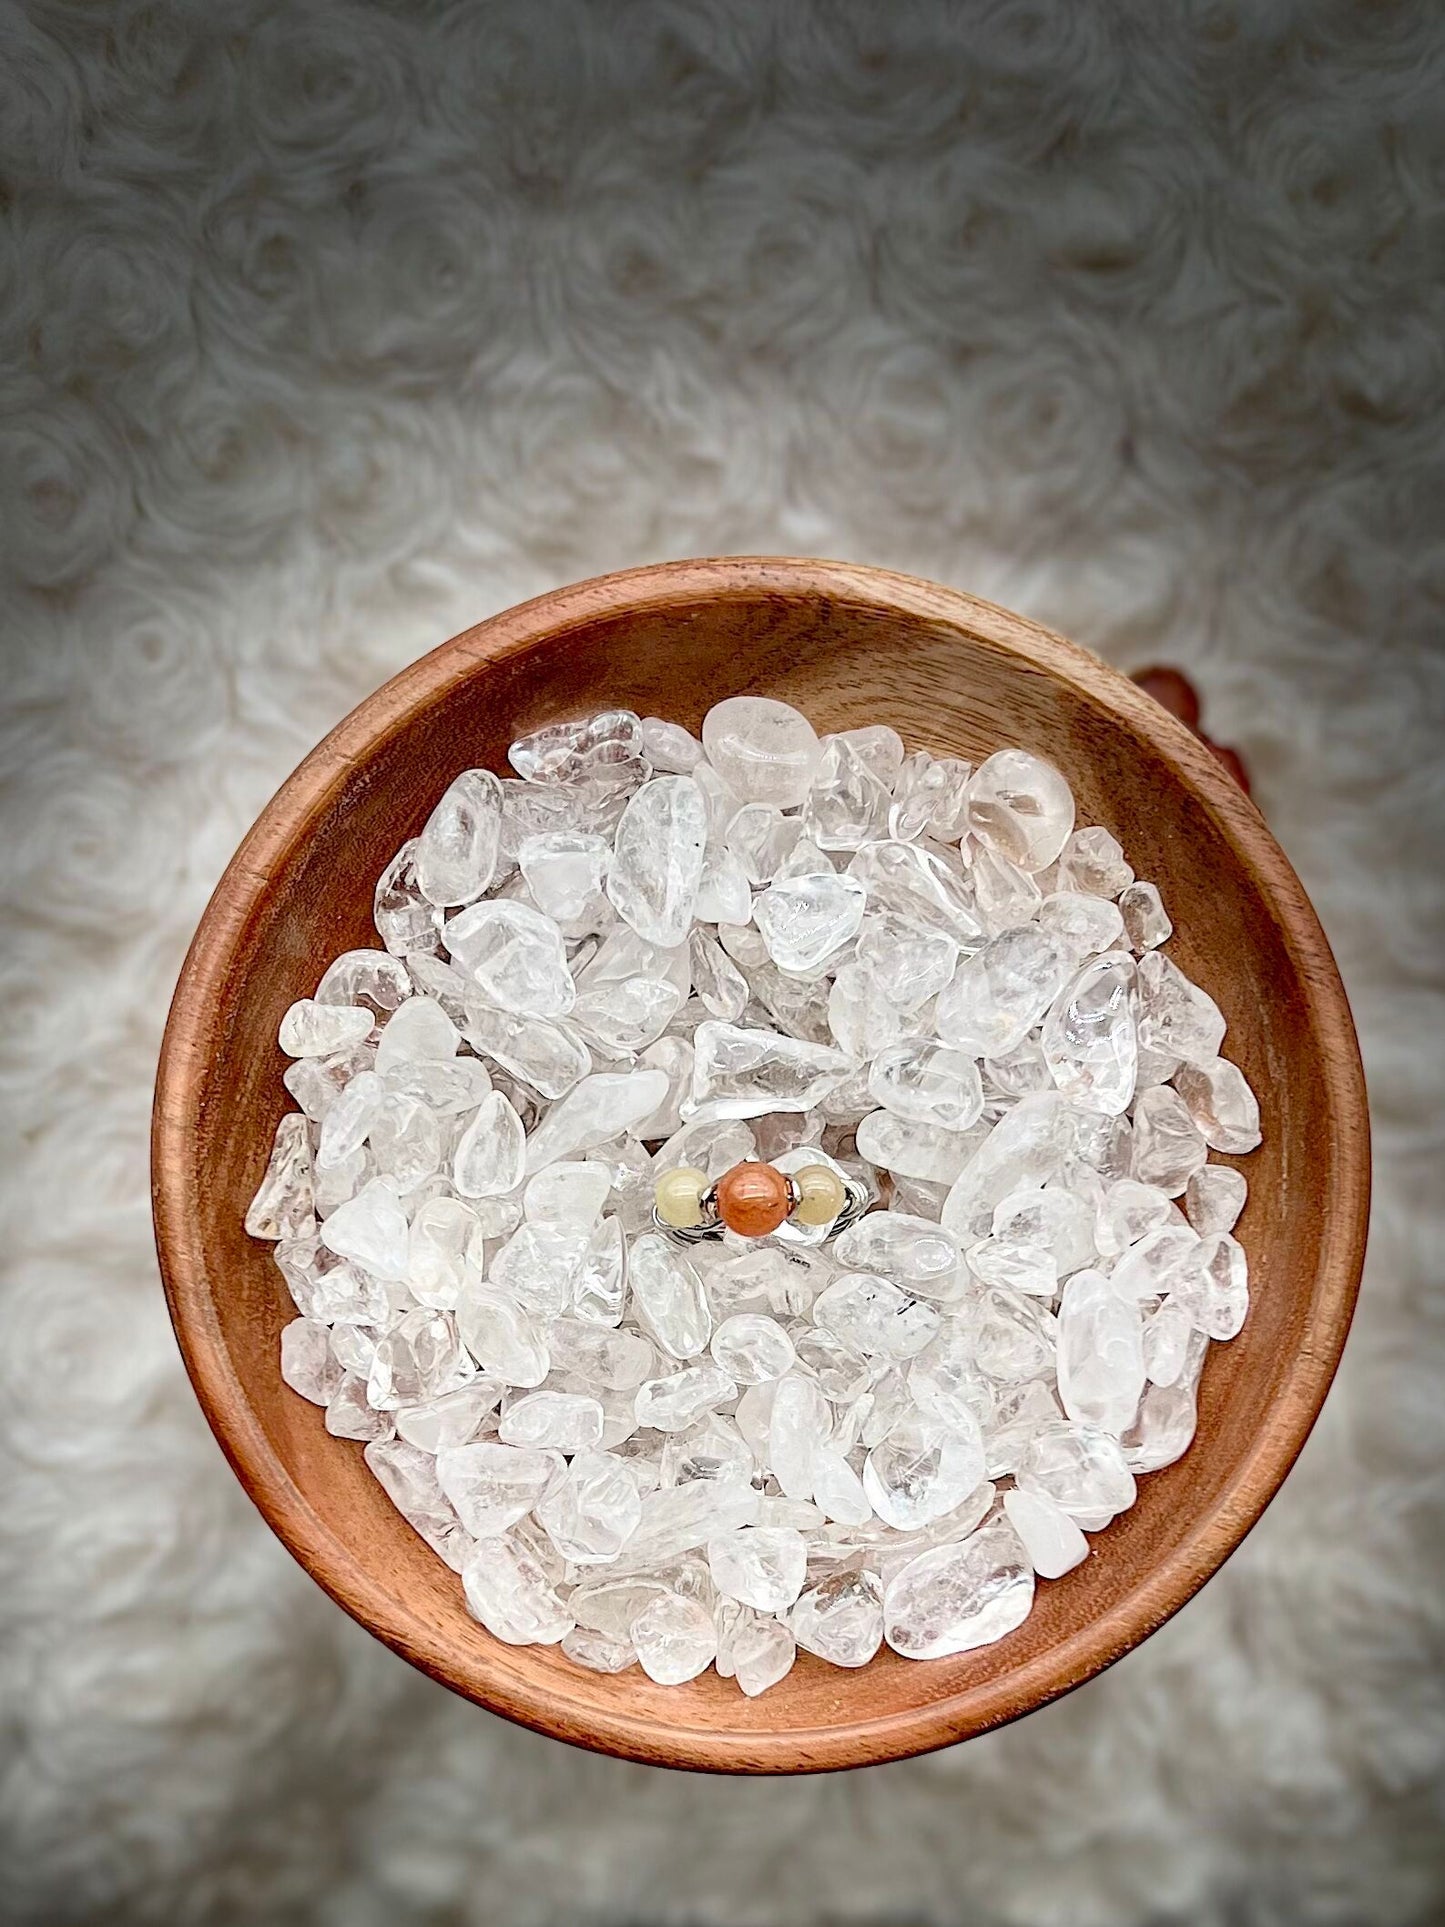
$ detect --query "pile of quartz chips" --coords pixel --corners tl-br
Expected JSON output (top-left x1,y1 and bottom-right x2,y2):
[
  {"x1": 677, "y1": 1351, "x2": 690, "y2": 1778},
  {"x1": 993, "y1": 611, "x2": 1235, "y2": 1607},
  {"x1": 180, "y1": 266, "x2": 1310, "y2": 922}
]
[{"x1": 248, "y1": 697, "x2": 1260, "y2": 1694}]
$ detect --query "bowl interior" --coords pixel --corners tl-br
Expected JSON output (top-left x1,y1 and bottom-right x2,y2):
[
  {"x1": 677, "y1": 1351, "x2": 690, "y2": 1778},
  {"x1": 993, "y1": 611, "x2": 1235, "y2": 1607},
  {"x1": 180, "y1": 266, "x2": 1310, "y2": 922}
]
[{"x1": 155, "y1": 562, "x2": 1367, "y2": 1772}]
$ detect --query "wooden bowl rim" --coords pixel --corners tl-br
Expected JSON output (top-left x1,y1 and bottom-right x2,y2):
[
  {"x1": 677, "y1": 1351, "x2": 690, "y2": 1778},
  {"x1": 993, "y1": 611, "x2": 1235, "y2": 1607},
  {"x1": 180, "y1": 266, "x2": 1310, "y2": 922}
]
[{"x1": 151, "y1": 556, "x2": 1370, "y2": 1773}]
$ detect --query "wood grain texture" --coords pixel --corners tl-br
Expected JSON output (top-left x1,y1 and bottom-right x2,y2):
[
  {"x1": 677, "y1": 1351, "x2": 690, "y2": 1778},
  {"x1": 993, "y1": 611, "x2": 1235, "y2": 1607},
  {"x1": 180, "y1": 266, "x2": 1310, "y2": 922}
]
[{"x1": 150, "y1": 557, "x2": 1370, "y2": 1774}]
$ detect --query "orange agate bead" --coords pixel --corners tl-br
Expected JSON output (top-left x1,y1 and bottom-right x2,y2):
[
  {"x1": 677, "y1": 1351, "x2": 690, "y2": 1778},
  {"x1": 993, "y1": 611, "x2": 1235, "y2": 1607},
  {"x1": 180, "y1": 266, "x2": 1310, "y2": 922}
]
[{"x1": 713, "y1": 1161, "x2": 793, "y2": 1238}]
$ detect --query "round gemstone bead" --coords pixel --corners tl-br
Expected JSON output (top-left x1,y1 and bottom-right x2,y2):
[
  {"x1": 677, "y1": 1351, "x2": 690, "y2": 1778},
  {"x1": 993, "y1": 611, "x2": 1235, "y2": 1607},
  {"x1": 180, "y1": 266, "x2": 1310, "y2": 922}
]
[
  {"x1": 792, "y1": 1163, "x2": 847, "y2": 1228},
  {"x1": 714, "y1": 1161, "x2": 793, "y2": 1238},
  {"x1": 654, "y1": 1165, "x2": 710, "y2": 1230}
]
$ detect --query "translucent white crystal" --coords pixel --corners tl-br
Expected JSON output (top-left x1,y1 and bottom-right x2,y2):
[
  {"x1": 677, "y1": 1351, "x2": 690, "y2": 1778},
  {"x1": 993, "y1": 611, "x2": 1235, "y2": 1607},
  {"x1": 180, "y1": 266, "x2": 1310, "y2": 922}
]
[
  {"x1": 1055, "y1": 1269, "x2": 1145, "y2": 1436},
  {"x1": 1094, "y1": 1177, "x2": 1173, "y2": 1258},
  {"x1": 1016, "y1": 1421, "x2": 1136, "y2": 1528},
  {"x1": 628, "y1": 1233, "x2": 712, "y2": 1360},
  {"x1": 803, "y1": 734, "x2": 891, "y2": 850},
  {"x1": 965, "y1": 749, "x2": 1075, "y2": 872},
  {"x1": 1136, "y1": 951, "x2": 1226, "y2": 1065},
  {"x1": 969, "y1": 845, "x2": 1042, "y2": 934},
  {"x1": 813, "y1": 1273, "x2": 940, "y2": 1359},
  {"x1": 523, "y1": 1068, "x2": 669, "y2": 1173},
  {"x1": 1119, "y1": 880, "x2": 1172, "y2": 949},
  {"x1": 461, "y1": 1001, "x2": 590, "y2": 1100},
  {"x1": 826, "y1": 959, "x2": 912, "y2": 1059},
  {"x1": 1001, "y1": 1488, "x2": 1089, "y2": 1578},
  {"x1": 383, "y1": 1054, "x2": 492, "y2": 1115},
  {"x1": 1168, "y1": 1232, "x2": 1249, "y2": 1339},
  {"x1": 573, "y1": 1215, "x2": 628, "y2": 1326},
  {"x1": 790, "y1": 1569, "x2": 884, "y2": 1667},
  {"x1": 325, "y1": 1373, "x2": 393, "y2": 1441},
  {"x1": 834, "y1": 1211, "x2": 965, "y2": 1303},
  {"x1": 510, "y1": 709, "x2": 647, "y2": 793},
  {"x1": 490, "y1": 1222, "x2": 588, "y2": 1318},
  {"x1": 1110, "y1": 1223, "x2": 1200, "y2": 1301},
  {"x1": 1041, "y1": 954, "x2": 1137, "y2": 1116},
  {"x1": 1056, "y1": 826, "x2": 1133, "y2": 898},
  {"x1": 846, "y1": 840, "x2": 982, "y2": 941},
  {"x1": 1172, "y1": 1056, "x2": 1261, "y2": 1154},
  {"x1": 1141, "y1": 1297, "x2": 1193, "y2": 1387},
  {"x1": 394, "y1": 1380, "x2": 502, "y2": 1453},
  {"x1": 246, "y1": 1113, "x2": 315, "y2": 1241},
  {"x1": 276, "y1": 1238, "x2": 389, "y2": 1325},
  {"x1": 436, "y1": 1440, "x2": 556, "y2": 1537},
  {"x1": 854, "y1": 913, "x2": 960, "y2": 1011},
  {"x1": 967, "y1": 1237, "x2": 1057, "y2": 1297},
  {"x1": 365, "y1": 1438, "x2": 469, "y2": 1569},
  {"x1": 632, "y1": 1591, "x2": 718, "y2": 1683},
  {"x1": 856, "y1": 1110, "x2": 979, "y2": 1184},
  {"x1": 615, "y1": 1476, "x2": 761, "y2": 1572},
  {"x1": 461, "y1": 1531, "x2": 572, "y2": 1645},
  {"x1": 908, "y1": 1323, "x2": 994, "y2": 1435},
  {"x1": 690, "y1": 1020, "x2": 852, "y2": 1120},
  {"x1": 499, "y1": 1389, "x2": 605, "y2": 1451},
  {"x1": 754, "y1": 871, "x2": 867, "y2": 974},
  {"x1": 452, "y1": 1090, "x2": 526, "y2": 1199},
  {"x1": 604, "y1": 775, "x2": 708, "y2": 947},
  {"x1": 863, "y1": 1409, "x2": 986, "y2": 1530},
  {"x1": 1035, "y1": 891, "x2": 1126, "y2": 965},
  {"x1": 524, "y1": 1160, "x2": 612, "y2": 1228},
  {"x1": 935, "y1": 926, "x2": 1071, "y2": 1059},
  {"x1": 726, "y1": 803, "x2": 800, "y2": 884},
  {"x1": 883, "y1": 1520, "x2": 1034, "y2": 1658},
  {"x1": 702, "y1": 696, "x2": 821, "y2": 808},
  {"x1": 1185, "y1": 1164, "x2": 1247, "y2": 1236},
  {"x1": 941, "y1": 1093, "x2": 1072, "y2": 1242},
  {"x1": 1130, "y1": 1086, "x2": 1209, "y2": 1195},
  {"x1": 634, "y1": 1363, "x2": 737, "y2": 1432},
  {"x1": 536, "y1": 1449, "x2": 643, "y2": 1564},
  {"x1": 688, "y1": 929, "x2": 748, "y2": 1021},
  {"x1": 446, "y1": 899, "x2": 575, "y2": 1019},
  {"x1": 992, "y1": 1184, "x2": 1096, "y2": 1277},
  {"x1": 315, "y1": 948, "x2": 412, "y2": 1013},
  {"x1": 278, "y1": 999, "x2": 374, "y2": 1058},
  {"x1": 561, "y1": 1626, "x2": 636, "y2": 1673},
  {"x1": 707, "y1": 1526, "x2": 807, "y2": 1612},
  {"x1": 518, "y1": 831, "x2": 610, "y2": 928},
  {"x1": 374, "y1": 840, "x2": 444, "y2": 957},
  {"x1": 280, "y1": 1317, "x2": 343, "y2": 1405},
  {"x1": 867, "y1": 1039, "x2": 983, "y2": 1133},
  {"x1": 768, "y1": 1372, "x2": 832, "y2": 1501},
  {"x1": 319, "y1": 1177, "x2": 410, "y2": 1281},
  {"x1": 455, "y1": 1282, "x2": 550, "y2": 1385},
  {"x1": 889, "y1": 750, "x2": 971, "y2": 842},
  {"x1": 416, "y1": 768, "x2": 504, "y2": 907},
  {"x1": 725, "y1": 1609, "x2": 797, "y2": 1697},
  {"x1": 641, "y1": 715, "x2": 704, "y2": 773}
]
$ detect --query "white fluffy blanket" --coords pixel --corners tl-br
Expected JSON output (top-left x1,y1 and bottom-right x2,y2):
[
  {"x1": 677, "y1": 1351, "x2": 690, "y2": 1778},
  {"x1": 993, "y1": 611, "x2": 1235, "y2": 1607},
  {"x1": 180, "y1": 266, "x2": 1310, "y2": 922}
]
[{"x1": 3, "y1": 2, "x2": 1443, "y2": 1921}]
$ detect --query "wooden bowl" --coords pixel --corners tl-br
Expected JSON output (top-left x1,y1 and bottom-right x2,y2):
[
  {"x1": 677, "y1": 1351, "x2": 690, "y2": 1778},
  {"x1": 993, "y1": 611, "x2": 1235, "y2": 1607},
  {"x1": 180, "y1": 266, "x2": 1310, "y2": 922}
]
[{"x1": 152, "y1": 558, "x2": 1369, "y2": 1773}]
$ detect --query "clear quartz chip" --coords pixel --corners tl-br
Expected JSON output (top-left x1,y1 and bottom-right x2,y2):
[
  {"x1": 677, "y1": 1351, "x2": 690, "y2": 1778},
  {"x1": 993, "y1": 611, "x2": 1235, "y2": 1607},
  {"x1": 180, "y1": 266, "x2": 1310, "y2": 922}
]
[
  {"x1": 453, "y1": 1090, "x2": 526, "y2": 1199},
  {"x1": 1041, "y1": 954, "x2": 1137, "y2": 1116},
  {"x1": 702, "y1": 697, "x2": 821, "y2": 807},
  {"x1": 935, "y1": 926, "x2": 1072, "y2": 1058},
  {"x1": 641, "y1": 716, "x2": 704, "y2": 773},
  {"x1": 1136, "y1": 952, "x2": 1226, "y2": 1065},
  {"x1": 726, "y1": 803, "x2": 800, "y2": 884},
  {"x1": 280, "y1": 1317, "x2": 343, "y2": 1405},
  {"x1": 456, "y1": 1282, "x2": 550, "y2": 1385},
  {"x1": 446, "y1": 900, "x2": 575, "y2": 1018},
  {"x1": 754, "y1": 871, "x2": 867, "y2": 974},
  {"x1": 707, "y1": 1527, "x2": 807, "y2": 1612},
  {"x1": 518, "y1": 831, "x2": 611, "y2": 928},
  {"x1": 1185, "y1": 1164, "x2": 1247, "y2": 1236},
  {"x1": 690, "y1": 1021, "x2": 853, "y2": 1120},
  {"x1": 1002, "y1": 1486, "x2": 1089, "y2": 1577},
  {"x1": 1172, "y1": 1056, "x2": 1262, "y2": 1153},
  {"x1": 436, "y1": 1440, "x2": 557, "y2": 1538},
  {"x1": 461, "y1": 1531, "x2": 573, "y2": 1645},
  {"x1": 375, "y1": 840, "x2": 444, "y2": 957},
  {"x1": 941, "y1": 1093, "x2": 1072, "y2": 1242},
  {"x1": 278, "y1": 999, "x2": 374, "y2": 1058},
  {"x1": 562, "y1": 1626, "x2": 636, "y2": 1673},
  {"x1": 883, "y1": 1520, "x2": 1035, "y2": 1658},
  {"x1": 856, "y1": 1110, "x2": 980, "y2": 1184},
  {"x1": 1055, "y1": 1269, "x2": 1145, "y2": 1436},
  {"x1": 628, "y1": 1234, "x2": 712, "y2": 1360},
  {"x1": 522, "y1": 1069, "x2": 670, "y2": 1173},
  {"x1": 509, "y1": 710, "x2": 647, "y2": 793},
  {"x1": 500, "y1": 1389, "x2": 605, "y2": 1451},
  {"x1": 315, "y1": 949, "x2": 412, "y2": 1014},
  {"x1": 834, "y1": 1212, "x2": 965, "y2": 1303},
  {"x1": 812, "y1": 1274, "x2": 940, "y2": 1359},
  {"x1": 1130, "y1": 1086, "x2": 1209, "y2": 1195},
  {"x1": 803, "y1": 734, "x2": 892, "y2": 850},
  {"x1": 536, "y1": 1450, "x2": 643, "y2": 1564},
  {"x1": 1056, "y1": 826, "x2": 1133, "y2": 898},
  {"x1": 1168, "y1": 1232, "x2": 1249, "y2": 1339},
  {"x1": 606, "y1": 776, "x2": 708, "y2": 946},
  {"x1": 1119, "y1": 880, "x2": 1172, "y2": 949},
  {"x1": 632, "y1": 1592, "x2": 718, "y2": 1684},
  {"x1": 365, "y1": 1438, "x2": 469, "y2": 1569},
  {"x1": 725, "y1": 1610, "x2": 796, "y2": 1697},
  {"x1": 367, "y1": 1308, "x2": 469, "y2": 1411},
  {"x1": 790, "y1": 1569, "x2": 885, "y2": 1668},
  {"x1": 319, "y1": 1177, "x2": 409, "y2": 1281},
  {"x1": 416, "y1": 768, "x2": 504, "y2": 907},
  {"x1": 965, "y1": 750, "x2": 1075, "y2": 872},
  {"x1": 867, "y1": 1039, "x2": 983, "y2": 1133},
  {"x1": 1016, "y1": 1421, "x2": 1137, "y2": 1529},
  {"x1": 863, "y1": 1409, "x2": 986, "y2": 1530},
  {"x1": 461, "y1": 1001, "x2": 590, "y2": 1100},
  {"x1": 634, "y1": 1363, "x2": 737, "y2": 1432},
  {"x1": 246, "y1": 1114, "x2": 315, "y2": 1241}
]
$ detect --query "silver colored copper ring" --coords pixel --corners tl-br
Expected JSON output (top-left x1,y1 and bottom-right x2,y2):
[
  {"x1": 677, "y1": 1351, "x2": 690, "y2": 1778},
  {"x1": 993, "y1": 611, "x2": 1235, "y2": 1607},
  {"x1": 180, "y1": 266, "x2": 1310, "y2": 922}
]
[{"x1": 652, "y1": 1172, "x2": 872, "y2": 1246}]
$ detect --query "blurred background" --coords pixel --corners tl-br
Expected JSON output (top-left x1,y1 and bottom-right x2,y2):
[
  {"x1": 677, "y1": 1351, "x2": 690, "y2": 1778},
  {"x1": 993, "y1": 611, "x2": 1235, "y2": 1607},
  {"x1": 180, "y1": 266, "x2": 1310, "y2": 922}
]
[{"x1": 3, "y1": 1, "x2": 1444, "y2": 1921}]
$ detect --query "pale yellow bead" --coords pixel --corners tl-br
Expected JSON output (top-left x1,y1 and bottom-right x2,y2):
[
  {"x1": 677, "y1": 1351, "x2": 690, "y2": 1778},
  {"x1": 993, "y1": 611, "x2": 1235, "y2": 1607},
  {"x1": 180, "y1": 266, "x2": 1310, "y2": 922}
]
[
  {"x1": 792, "y1": 1163, "x2": 847, "y2": 1227},
  {"x1": 655, "y1": 1164, "x2": 710, "y2": 1230}
]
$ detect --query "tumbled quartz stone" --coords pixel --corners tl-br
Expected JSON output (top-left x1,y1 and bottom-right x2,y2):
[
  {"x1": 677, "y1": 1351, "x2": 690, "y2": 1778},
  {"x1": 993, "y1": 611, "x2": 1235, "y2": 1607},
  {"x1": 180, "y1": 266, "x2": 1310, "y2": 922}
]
[
  {"x1": 935, "y1": 926, "x2": 1071, "y2": 1058},
  {"x1": 384, "y1": 1055, "x2": 492, "y2": 1116},
  {"x1": 278, "y1": 999, "x2": 374, "y2": 1059},
  {"x1": 690, "y1": 1021, "x2": 852, "y2": 1121},
  {"x1": 726, "y1": 803, "x2": 800, "y2": 884},
  {"x1": 689, "y1": 930, "x2": 748, "y2": 1022},
  {"x1": 889, "y1": 750, "x2": 966, "y2": 842},
  {"x1": 629, "y1": 1233, "x2": 712, "y2": 1360},
  {"x1": 315, "y1": 948, "x2": 412, "y2": 1014},
  {"x1": 374, "y1": 996, "x2": 458, "y2": 1075},
  {"x1": 1001, "y1": 1487, "x2": 1090, "y2": 1579},
  {"x1": 436, "y1": 1440, "x2": 556, "y2": 1538},
  {"x1": 855, "y1": 913, "x2": 960, "y2": 1012},
  {"x1": 803, "y1": 734, "x2": 892, "y2": 850},
  {"x1": 710, "y1": 1313, "x2": 796, "y2": 1384},
  {"x1": 606, "y1": 775, "x2": 708, "y2": 946},
  {"x1": 1136, "y1": 952, "x2": 1227, "y2": 1065},
  {"x1": 462, "y1": 1531, "x2": 572, "y2": 1645},
  {"x1": 490, "y1": 1222, "x2": 588, "y2": 1318},
  {"x1": 1131, "y1": 1086, "x2": 1209, "y2": 1196},
  {"x1": 325, "y1": 1373, "x2": 393, "y2": 1441},
  {"x1": 1016, "y1": 1421, "x2": 1137, "y2": 1529},
  {"x1": 1169, "y1": 1232, "x2": 1249, "y2": 1340},
  {"x1": 368, "y1": 1309, "x2": 469, "y2": 1411},
  {"x1": 634, "y1": 1363, "x2": 737, "y2": 1432},
  {"x1": 965, "y1": 750, "x2": 1075, "y2": 872},
  {"x1": 702, "y1": 696, "x2": 821, "y2": 808},
  {"x1": 276, "y1": 1238, "x2": 389, "y2": 1325},
  {"x1": 632, "y1": 1592, "x2": 718, "y2": 1684},
  {"x1": 369, "y1": 1092, "x2": 443, "y2": 1192},
  {"x1": 789, "y1": 1569, "x2": 884, "y2": 1668},
  {"x1": 864, "y1": 1410, "x2": 986, "y2": 1530},
  {"x1": 446, "y1": 900, "x2": 575, "y2": 1019},
  {"x1": 416, "y1": 768, "x2": 504, "y2": 907},
  {"x1": 462, "y1": 1001, "x2": 590, "y2": 1100},
  {"x1": 992, "y1": 1184, "x2": 1097, "y2": 1277},
  {"x1": 1056, "y1": 826, "x2": 1134, "y2": 899},
  {"x1": 561, "y1": 1625, "x2": 636, "y2": 1674},
  {"x1": 537, "y1": 1450, "x2": 643, "y2": 1564},
  {"x1": 365, "y1": 1438, "x2": 470, "y2": 1570},
  {"x1": 319, "y1": 1177, "x2": 409, "y2": 1281},
  {"x1": 693, "y1": 844, "x2": 755, "y2": 928},
  {"x1": 1094, "y1": 1177, "x2": 1173, "y2": 1258},
  {"x1": 834, "y1": 1212, "x2": 965, "y2": 1303},
  {"x1": 754, "y1": 871, "x2": 867, "y2": 975},
  {"x1": 641, "y1": 716, "x2": 704, "y2": 773},
  {"x1": 1141, "y1": 1297, "x2": 1194, "y2": 1388},
  {"x1": 847, "y1": 840, "x2": 982, "y2": 941},
  {"x1": 969, "y1": 845, "x2": 1043, "y2": 935},
  {"x1": 518, "y1": 831, "x2": 610, "y2": 928},
  {"x1": 813, "y1": 1274, "x2": 939, "y2": 1359},
  {"x1": 1172, "y1": 1056, "x2": 1262, "y2": 1154},
  {"x1": 280, "y1": 1317, "x2": 343, "y2": 1405},
  {"x1": 1110, "y1": 1223, "x2": 1199, "y2": 1301},
  {"x1": 456, "y1": 1283, "x2": 550, "y2": 1385},
  {"x1": 524, "y1": 1160, "x2": 612, "y2": 1228},
  {"x1": 867, "y1": 1039, "x2": 983, "y2": 1133},
  {"x1": 723, "y1": 1608, "x2": 797, "y2": 1697},
  {"x1": 967, "y1": 1238, "x2": 1057, "y2": 1297},
  {"x1": 616, "y1": 1477, "x2": 762, "y2": 1573},
  {"x1": 707, "y1": 1526, "x2": 807, "y2": 1612},
  {"x1": 941, "y1": 1093, "x2": 1072, "y2": 1242},
  {"x1": 1042, "y1": 954, "x2": 1137, "y2": 1116},
  {"x1": 394, "y1": 1379, "x2": 503, "y2": 1454},
  {"x1": 856, "y1": 1111, "x2": 978, "y2": 1185},
  {"x1": 1055, "y1": 1269, "x2": 1145, "y2": 1436},
  {"x1": 246, "y1": 1114, "x2": 315, "y2": 1241},
  {"x1": 510, "y1": 709, "x2": 647, "y2": 793},
  {"x1": 453, "y1": 1091, "x2": 526, "y2": 1199},
  {"x1": 883, "y1": 1519, "x2": 1034, "y2": 1658},
  {"x1": 827, "y1": 959, "x2": 912, "y2": 1060},
  {"x1": 768, "y1": 1373, "x2": 833, "y2": 1501},
  {"x1": 1185, "y1": 1164, "x2": 1247, "y2": 1237},
  {"x1": 907, "y1": 1324, "x2": 995, "y2": 1435},
  {"x1": 1119, "y1": 880, "x2": 1172, "y2": 950},
  {"x1": 523, "y1": 1068, "x2": 669, "y2": 1174},
  {"x1": 498, "y1": 1389, "x2": 603, "y2": 1452},
  {"x1": 372, "y1": 840, "x2": 445, "y2": 956}
]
